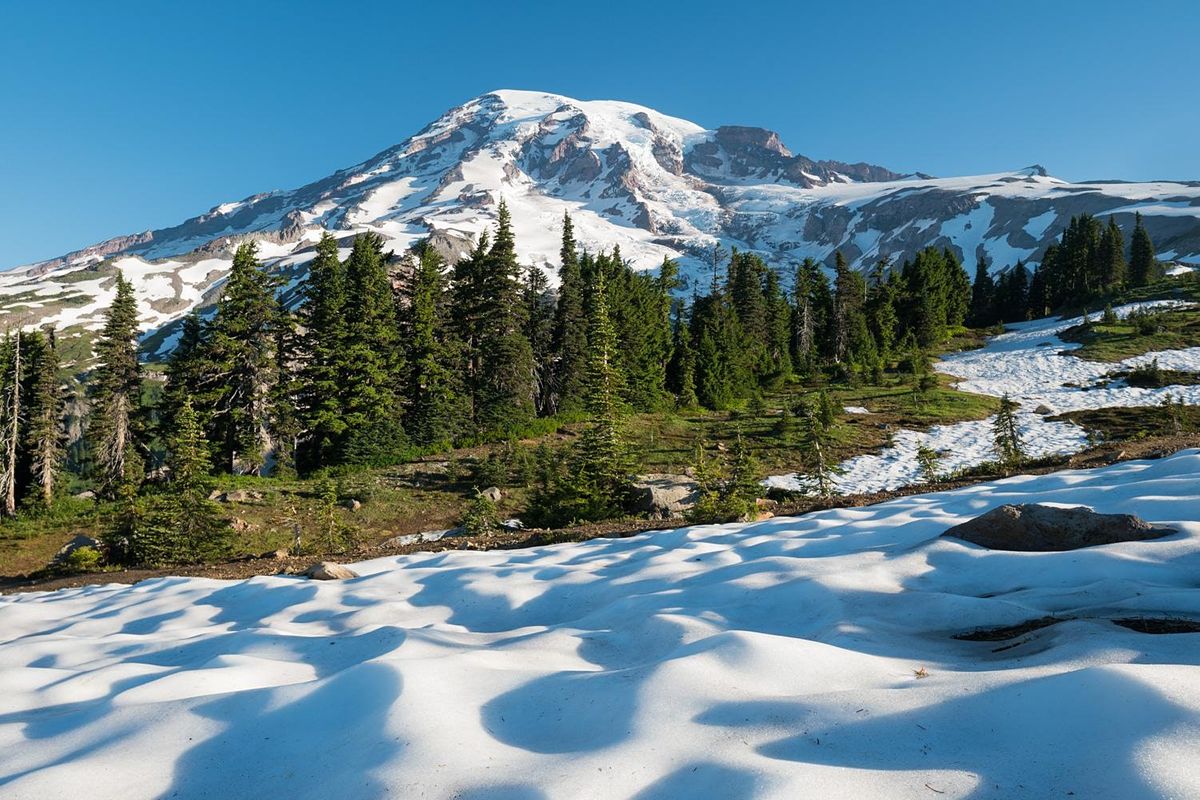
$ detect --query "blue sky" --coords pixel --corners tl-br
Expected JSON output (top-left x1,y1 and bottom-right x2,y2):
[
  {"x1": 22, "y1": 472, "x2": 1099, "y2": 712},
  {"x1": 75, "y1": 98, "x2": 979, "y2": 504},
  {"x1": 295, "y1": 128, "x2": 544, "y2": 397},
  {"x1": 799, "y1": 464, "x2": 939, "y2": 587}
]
[{"x1": 2, "y1": 0, "x2": 1197, "y2": 267}]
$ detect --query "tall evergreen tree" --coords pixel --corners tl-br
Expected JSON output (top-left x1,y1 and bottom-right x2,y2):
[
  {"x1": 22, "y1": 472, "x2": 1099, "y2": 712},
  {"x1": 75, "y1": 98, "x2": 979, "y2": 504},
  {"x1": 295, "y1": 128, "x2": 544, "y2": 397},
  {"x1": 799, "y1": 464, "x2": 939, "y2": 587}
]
[
  {"x1": 1097, "y1": 215, "x2": 1127, "y2": 290},
  {"x1": 405, "y1": 243, "x2": 463, "y2": 448},
  {"x1": 339, "y1": 232, "x2": 406, "y2": 463},
  {"x1": 1129, "y1": 212, "x2": 1159, "y2": 287},
  {"x1": 549, "y1": 213, "x2": 588, "y2": 414},
  {"x1": 203, "y1": 242, "x2": 280, "y2": 474},
  {"x1": 89, "y1": 271, "x2": 144, "y2": 498},
  {"x1": 21, "y1": 330, "x2": 63, "y2": 509},
  {"x1": 296, "y1": 233, "x2": 349, "y2": 470},
  {"x1": 969, "y1": 257, "x2": 997, "y2": 327},
  {"x1": 474, "y1": 201, "x2": 536, "y2": 434},
  {"x1": 523, "y1": 264, "x2": 556, "y2": 414}
]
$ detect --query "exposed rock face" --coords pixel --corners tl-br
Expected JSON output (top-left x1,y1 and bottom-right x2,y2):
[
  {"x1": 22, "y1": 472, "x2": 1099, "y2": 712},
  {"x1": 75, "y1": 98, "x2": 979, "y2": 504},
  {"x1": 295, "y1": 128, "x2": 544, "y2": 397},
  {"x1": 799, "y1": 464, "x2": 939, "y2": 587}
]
[
  {"x1": 52, "y1": 535, "x2": 103, "y2": 564},
  {"x1": 631, "y1": 474, "x2": 700, "y2": 518},
  {"x1": 303, "y1": 562, "x2": 360, "y2": 580},
  {"x1": 943, "y1": 504, "x2": 1176, "y2": 551}
]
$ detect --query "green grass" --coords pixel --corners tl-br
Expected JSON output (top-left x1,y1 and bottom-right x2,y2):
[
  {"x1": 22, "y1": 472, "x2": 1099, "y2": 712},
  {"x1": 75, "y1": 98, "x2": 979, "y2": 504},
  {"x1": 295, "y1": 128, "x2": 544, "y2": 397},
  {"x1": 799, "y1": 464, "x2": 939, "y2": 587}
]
[{"x1": 1062, "y1": 308, "x2": 1200, "y2": 362}]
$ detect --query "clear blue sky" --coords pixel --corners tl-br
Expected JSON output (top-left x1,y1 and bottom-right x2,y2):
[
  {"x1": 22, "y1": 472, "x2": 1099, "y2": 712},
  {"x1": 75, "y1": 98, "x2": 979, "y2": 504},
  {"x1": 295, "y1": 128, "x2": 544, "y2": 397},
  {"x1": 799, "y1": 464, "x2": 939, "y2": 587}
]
[{"x1": 2, "y1": 0, "x2": 1197, "y2": 267}]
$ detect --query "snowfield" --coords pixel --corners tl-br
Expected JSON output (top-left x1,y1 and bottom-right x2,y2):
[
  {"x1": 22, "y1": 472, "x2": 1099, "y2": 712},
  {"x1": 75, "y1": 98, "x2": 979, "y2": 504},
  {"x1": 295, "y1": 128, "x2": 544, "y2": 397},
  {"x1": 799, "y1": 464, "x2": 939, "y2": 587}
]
[
  {"x1": 768, "y1": 301, "x2": 1200, "y2": 495},
  {"x1": 2, "y1": 452, "x2": 1200, "y2": 799}
]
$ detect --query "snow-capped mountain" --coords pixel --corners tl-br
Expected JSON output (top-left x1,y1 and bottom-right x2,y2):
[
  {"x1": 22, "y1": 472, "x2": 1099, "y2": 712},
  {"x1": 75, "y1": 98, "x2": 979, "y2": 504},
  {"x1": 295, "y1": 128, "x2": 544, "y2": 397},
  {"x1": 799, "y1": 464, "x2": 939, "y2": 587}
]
[{"x1": 4, "y1": 89, "x2": 1200, "y2": 352}]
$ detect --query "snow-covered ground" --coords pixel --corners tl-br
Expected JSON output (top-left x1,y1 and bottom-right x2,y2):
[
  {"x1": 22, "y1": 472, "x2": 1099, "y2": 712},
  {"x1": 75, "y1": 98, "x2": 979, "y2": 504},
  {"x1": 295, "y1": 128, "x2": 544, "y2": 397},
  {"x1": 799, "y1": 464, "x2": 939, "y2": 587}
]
[
  {"x1": 2, "y1": 452, "x2": 1199, "y2": 798},
  {"x1": 768, "y1": 301, "x2": 1200, "y2": 495}
]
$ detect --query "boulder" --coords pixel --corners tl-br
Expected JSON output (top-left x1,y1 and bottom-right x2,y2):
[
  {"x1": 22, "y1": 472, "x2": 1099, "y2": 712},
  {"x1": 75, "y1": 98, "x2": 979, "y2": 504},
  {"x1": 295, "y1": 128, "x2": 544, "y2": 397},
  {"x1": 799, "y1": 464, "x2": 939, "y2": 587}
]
[
  {"x1": 631, "y1": 474, "x2": 700, "y2": 518},
  {"x1": 52, "y1": 535, "x2": 103, "y2": 564},
  {"x1": 303, "y1": 562, "x2": 360, "y2": 580},
  {"x1": 211, "y1": 489, "x2": 263, "y2": 504},
  {"x1": 943, "y1": 503, "x2": 1176, "y2": 552},
  {"x1": 380, "y1": 528, "x2": 464, "y2": 548},
  {"x1": 344, "y1": 499, "x2": 362, "y2": 511},
  {"x1": 1033, "y1": 404, "x2": 1054, "y2": 415},
  {"x1": 480, "y1": 486, "x2": 503, "y2": 503},
  {"x1": 73, "y1": 490, "x2": 96, "y2": 501}
]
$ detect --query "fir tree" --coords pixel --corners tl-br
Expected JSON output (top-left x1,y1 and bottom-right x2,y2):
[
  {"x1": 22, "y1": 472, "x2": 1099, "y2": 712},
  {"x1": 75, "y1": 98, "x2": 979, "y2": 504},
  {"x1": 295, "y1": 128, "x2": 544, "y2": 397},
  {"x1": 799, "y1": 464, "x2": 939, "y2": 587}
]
[
  {"x1": 1097, "y1": 216, "x2": 1127, "y2": 290},
  {"x1": 296, "y1": 233, "x2": 349, "y2": 470},
  {"x1": 203, "y1": 243, "x2": 280, "y2": 474},
  {"x1": 524, "y1": 264, "x2": 556, "y2": 414},
  {"x1": 21, "y1": 330, "x2": 63, "y2": 509},
  {"x1": 1129, "y1": 212, "x2": 1159, "y2": 287},
  {"x1": 89, "y1": 271, "x2": 143, "y2": 498},
  {"x1": 969, "y1": 257, "x2": 997, "y2": 327},
  {"x1": 666, "y1": 302, "x2": 698, "y2": 408},
  {"x1": 474, "y1": 201, "x2": 536, "y2": 434},
  {"x1": 339, "y1": 232, "x2": 406, "y2": 463},
  {"x1": 993, "y1": 394, "x2": 1024, "y2": 470},
  {"x1": 549, "y1": 213, "x2": 588, "y2": 414},
  {"x1": 156, "y1": 398, "x2": 230, "y2": 562},
  {"x1": 405, "y1": 243, "x2": 463, "y2": 448}
]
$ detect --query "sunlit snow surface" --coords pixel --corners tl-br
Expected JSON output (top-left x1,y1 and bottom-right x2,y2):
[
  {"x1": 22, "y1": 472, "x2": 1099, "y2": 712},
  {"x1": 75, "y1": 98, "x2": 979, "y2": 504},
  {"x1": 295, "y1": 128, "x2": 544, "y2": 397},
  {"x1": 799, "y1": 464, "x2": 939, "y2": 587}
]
[
  {"x1": 2, "y1": 453, "x2": 1200, "y2": 798},
  {"x1": 767, "y1": 301, "x2": 1200, "y2": 494}
]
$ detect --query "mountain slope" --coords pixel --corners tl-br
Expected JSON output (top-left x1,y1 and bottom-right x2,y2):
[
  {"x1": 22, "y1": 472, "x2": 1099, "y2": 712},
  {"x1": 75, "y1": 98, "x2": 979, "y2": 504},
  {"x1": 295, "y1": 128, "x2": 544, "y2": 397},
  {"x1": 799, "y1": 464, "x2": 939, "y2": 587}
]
[{"x1": 4, "y1": 89, "x2": 1200, "y2": 353}]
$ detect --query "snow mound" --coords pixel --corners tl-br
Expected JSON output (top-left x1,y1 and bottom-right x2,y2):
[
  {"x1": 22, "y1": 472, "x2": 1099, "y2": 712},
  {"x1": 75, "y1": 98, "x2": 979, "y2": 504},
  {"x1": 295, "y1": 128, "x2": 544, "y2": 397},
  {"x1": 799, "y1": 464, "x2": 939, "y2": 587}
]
[{"x1": 3, "y1": 451, "x2": 1200, "y2": 798}]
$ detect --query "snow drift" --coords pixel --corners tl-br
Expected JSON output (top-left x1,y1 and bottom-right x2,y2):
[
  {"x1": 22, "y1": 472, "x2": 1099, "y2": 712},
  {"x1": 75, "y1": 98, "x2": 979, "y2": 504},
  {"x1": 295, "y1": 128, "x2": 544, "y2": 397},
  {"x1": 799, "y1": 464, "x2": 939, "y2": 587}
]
[{"x1": 2, "y1": 451, "x2": 1199, "y2": 798}]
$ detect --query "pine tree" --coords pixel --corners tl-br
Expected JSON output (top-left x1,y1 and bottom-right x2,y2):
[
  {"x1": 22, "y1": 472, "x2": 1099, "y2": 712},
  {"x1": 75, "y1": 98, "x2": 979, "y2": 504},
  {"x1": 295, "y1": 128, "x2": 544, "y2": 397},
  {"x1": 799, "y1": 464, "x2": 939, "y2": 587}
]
[
  {"x1": 474, "y1": 201, "x2": 536, "y2": 434},
  {"x1": 339, "y1": 232, "x2": 406, "y2": 463},
  {"x1": 523, "y1": 264, "x2": 556, "y2": 414},
  {"x1": 764, "y1": 267, "x2": 794, "y2": 378},
  {"x1": 570, "y1": 266, "x2": 629, "y2": 517},
  {"x1": 549, "y1": 213, "x2": 588, "y2": 414},
  {"x1": 969, "y1": 257, "x2": 997, "y2": 327},
  {"x1": 832, "y1": 251, "x2": 872, "y2": 364},
  {"x1": 792, "y1": 258, "x2": 831, "y2": 370},
  {"x1": 156, "y1": 398, "x2": 230, "y2": 562},
  {"x1": 666, "y1": 302, "x2": 698, "y2": 408},
  {"x1": 993, "y1": 394, "x2": 1024, "y2": 470},
  {"x1": 1129, "y1": 212, "x2": 1159, "y2": 287},
  {"x1": 203, "y1": 243, "x2": 280, "y2": 474},
  {"x1": 916, "y1": 443, "x2": 942, "y2": 483},
  {"x1": 1097, "y1": 216, "x2": 1127, "y2": 290},
  {"x1": 89, "y1": 271, "x2": 143, "y2": 498},
  {"x1": 21, "y1": 330, "x2": 63, "y2": 509},
  {"x1": 405, "y1": 243, "x2": 463, "y2": 448},
  {"x1": 799, "y1": 399, "x2": 835, "y2": 497},
  {"x1": 725, "y1": 430, "x2": 762, "y2": 520},
  {"x1": 296, "y1": 233, "x2": 349, "y2": 470},
  {"x1": 865, "y1": 259, "x2": 899, "y2": 359},
  {"x1": 0, "y1": 333, "x2": 20, "y2": 515}
]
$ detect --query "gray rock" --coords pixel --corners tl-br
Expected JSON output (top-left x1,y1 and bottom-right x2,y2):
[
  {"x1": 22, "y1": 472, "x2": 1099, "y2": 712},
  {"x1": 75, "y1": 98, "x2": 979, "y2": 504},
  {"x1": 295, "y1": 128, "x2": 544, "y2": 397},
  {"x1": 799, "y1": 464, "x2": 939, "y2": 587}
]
[
  {"x1": 481, "y1": 486, "x2": 502, "y2": 503},
  {"x1": 380, "y1": 527, "x2": 467, "y2": 548},
  {"x1": 943, "y1": 503, "x2": 1176, "y2": 552},
  {"x1": 211, "y1": 489, "x2": 263, "y2": 504},
  {"x1": 52, "y1": 535, "x2": 102, "y2": 564},
  {"x1": 631, "y1": 474, "x2": 700, "y2": 518},
  {"x1": 344, "y1": 499, "x2": 362, "y2": 511},
  {"x1": 303, "y1": 562, "x2": 360, "y2": 580},
  {"x1": 73, "y1": 490, "x2": 96, "y2": 500},
  {"x1": 1033, "y1": 404, "x2": 1054, "y2": 415}
]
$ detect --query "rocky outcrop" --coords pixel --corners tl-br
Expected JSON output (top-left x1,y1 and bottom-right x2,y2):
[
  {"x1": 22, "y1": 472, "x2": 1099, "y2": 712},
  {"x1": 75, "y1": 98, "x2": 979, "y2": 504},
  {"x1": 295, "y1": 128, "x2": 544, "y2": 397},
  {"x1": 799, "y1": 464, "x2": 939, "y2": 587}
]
[
  {"x1": 631, "y1": 474, "x2": 700, "y2": 518},
  {"x1": 943, "y1": 504, "x2": 1176, "y2": 551},
  {"x1": 303, "y1": 562, "x2": 360, "y2": 580}
]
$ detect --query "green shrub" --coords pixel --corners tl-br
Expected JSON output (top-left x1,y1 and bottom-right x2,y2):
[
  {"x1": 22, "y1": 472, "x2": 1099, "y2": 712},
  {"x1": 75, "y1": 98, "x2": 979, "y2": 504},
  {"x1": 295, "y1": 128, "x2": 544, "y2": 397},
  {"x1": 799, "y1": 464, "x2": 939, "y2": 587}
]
[{"x1": 63, "y1": 545, "x2": 102, "y2": 573}]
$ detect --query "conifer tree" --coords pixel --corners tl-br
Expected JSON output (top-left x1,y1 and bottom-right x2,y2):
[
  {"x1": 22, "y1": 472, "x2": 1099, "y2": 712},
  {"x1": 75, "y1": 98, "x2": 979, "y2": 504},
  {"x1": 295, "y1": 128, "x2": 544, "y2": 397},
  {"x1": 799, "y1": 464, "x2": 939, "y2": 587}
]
[
  {"x1": 764, "y1": 268, "x2": 794, "y2": 378},
  {"x1": 405, "y1": 243, "x2": 463, "y2": 448},
  {"x1": 549, "y1": 213, "x2": 588, "y2": 414},
  {"x1": 569, "y1": 267, "x2": 630, "y2": 518},
  {"x1": 666, "y1": 302, "x2": 698, "y2": 407},
  {"x1": 157, "y1": 397, "x2": 230, "y2": 562},
  {"x1": 339, "y1": 232, "x2": 406, "y2": 463},
  {"x1": 203, "y1": 243, "x2": 280, "y2": 474},
  {"x1": 993, "y1": 394, "x2": 1024, "y2": 470},
  {"x1": 1129, "y1": 212, "x2": 1159, "y2": 287},
  {"x1": 296, "y1": 233, "x2": 349, "y2": 470},
  {"x1": 969, "y1": 257, "x2": 997, "y2": 327},
  {"x1": 90, "y1": 271, "x2": 143, "y2": 498},
  {"x1": 475, "y1": 201, "x2": 536, "y2": 434},
  {"x1": 21, "y1": 330, "x2": 63, "y2": 509},
  {"x1": 0, "y1": 333, "x2": 20, "y2": 515},
  {"x1": 865, "y1": 259, "x2": 899, "y2": 360},
  {"x1": 792, "y1": 258, "x2": 831, "y2": 370},
  {"x1": 523, "y1": 264, "x2": 556, "y2": 414},
  {"x1": 1097, "y1": 216, "x2": 1127, "y2": 290},
  {"x1": 799, "y1": 400, "x2": 835, "y2": 497}
]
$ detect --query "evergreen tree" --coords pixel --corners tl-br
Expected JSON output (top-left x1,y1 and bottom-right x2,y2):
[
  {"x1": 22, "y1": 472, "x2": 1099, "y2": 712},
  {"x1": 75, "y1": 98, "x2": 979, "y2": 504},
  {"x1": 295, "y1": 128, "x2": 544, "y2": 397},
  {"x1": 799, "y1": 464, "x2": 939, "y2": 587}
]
[
  {"x1": 1097, "y1": 216, "x2": 1127, "y2": 290},
  {"x1": 764, "y1": 268, "x2": 794, "y2": 378},
  {"x1": 474, "y1": 201, "x2": 536, "y2": 434},
  {"x1": 524, "y1": 264, "x2": 556, "y2": 415},
  {"x1": 691, "y1": 292, "x2": 738, "y2": 410},
  {"x1": 156, "y1": 398, "x2": 230, "y2": 562},
  {"x1": 798, "y1": 399, "x2": 835, "y2": 497},
  {"x1": 89, "y1": 271, "x2": 143, "y2": 498},
  {"x1": 0, "y1": 333, "x2": 20, "y2": 515},
  {"x1": 568, "y1": 267, "x2": 630, "y2": 518},
  {"x1": 339, "y1": 232, "x2": 406, "y2": 463},
  {"x1": 296, "y1": 233, "x2": 349, "y2": 470},
  {"x1": 405, "y1": 243, "x2": 464, "y2": 448},
  {"x1": 969, "y1": 257, "x2": 997, "y2": 327},
  {"x1": 865, "y1": 259, "x2": 899, "y2": 359},
  {"x1": 791, "y1": 258, "x2": 831, "y2": 370},
  {"x1": 21, "y1": 330, "x2": 63, "y2": 509},
  {"x1": 203, "y1": 243, "x2": 280, "y2": 474},
  {"x1": 549, "y1": 213, "x2": 588, "y2": 414},
  {"x1": 666, "y1": 302, "x2": 698, "y2": 407},
  {"x1": 993, "y1": 394, "x2": 1024, "y2": 470},
  {"x1": 1129, "y1": 212, "x2": 1159, "y2": 287},
  {"x1": 832, "y1": 251, "x2": 872, "y2": 364}
]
